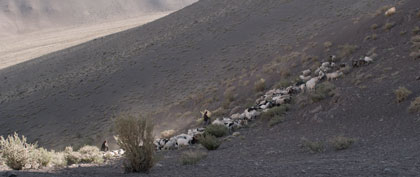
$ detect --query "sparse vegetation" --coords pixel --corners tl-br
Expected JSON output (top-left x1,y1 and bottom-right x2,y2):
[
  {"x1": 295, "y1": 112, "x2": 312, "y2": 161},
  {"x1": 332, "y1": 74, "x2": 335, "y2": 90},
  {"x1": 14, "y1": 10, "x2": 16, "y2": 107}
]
[
  {"x1": 384, "y1": 22, "x2": 396, "y2": 30},
  {"x1": 310, "y1": 82, "x2": 335, "y2": 102},
  {"x1": 260, "y1": 105, "x2": 289, "y2": 120},
  {"x1": 268, "y1": 116, "x2": 285, "y2": 127},
  {"x1": 0, "y1": 133, "x2": 56, "y2": 170},
  {"x1": 412, "y1": 27, "x2": 420, "y2": 35},
  {"x1": 275, "y1": 80, "x2": 292, "y2": 89},
  {"x1": 337, "y1": 44, "x2": 358, "y2": 58},
  {"x1": 371, "y1": 24, "x2": 379, "y2": 30},
  {"x1": 301, "y1": 138, "x2": 324, "y2": 153},
  {"x1": 394, "y1": 87, "x2": 412, "y2": 103},
  {"x1": 199, "y1": 135, "x2": 221, "y2": 150},
  {"x1": 114, "y1": 114, "x2": 155, "y2": 173},
  {"x1": 330, "y1": 136, "x2": 355, "y2": 150},
  {"x1": 409, "y1": 97, "x2": 420, "y2": 113},
  {"x1": 410, "y1": 35, "x2": 420, "y2": 59},
  {"x1": 64, "y1": 147, "x2": 81, "y2": 165},
  {"x1": 324, "y1": 41, "x2": 333, "y2": 49},
  {"x1": 78, "y1": 145, "x2": 104, "y2": 164},
  {"x1": 254, "y1": 78, "x2": 266, "y2": 92},
  {"x1": 0, "y1": 133, "x2": 35, "y2": 170},
  {"x1": 180, "y1": 150, "x2": 207, "y2": 165},
  {"x1": 205, "y1": 124, "x2": 229, "y2": 138}
]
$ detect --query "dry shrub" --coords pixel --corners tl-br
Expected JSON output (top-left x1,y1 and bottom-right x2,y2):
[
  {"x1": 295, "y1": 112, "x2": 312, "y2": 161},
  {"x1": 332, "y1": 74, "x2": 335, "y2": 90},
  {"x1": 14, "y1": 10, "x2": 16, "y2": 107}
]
[
  {"x1": 413, "y1": 27, "x2": 420, "y2": 35},
  {"x1": 32, "y1": 148, "x2": 53, "y2": 167},
  {"x1": 254, "y1": 79, "x2": 266, "y2": 92},
  {"x1": 0, "y1": 133, "x2": 34, "y2": 170},
  {"x1": 301, "y1": 138, "x2": 324, "y2": 153},
  {"x1": 114, "y1": 114, "x2": 155, "y2": 173},
  {"x1": 330, "y1": 136, "x2": 355, "y2": 150},
  {"x1": 64, "y1": 147, "x2": 81, "y2": 165},
  {"x1": 0, "y1": 133, "x2": 57, "y2": 170},
  {"x1": 371, "y1": 24, "x2": 379, "y2": 30},
  {"x1": 275, "y1": 80, "x2": 292, "y2": 89},
  {"x1": 180, "y1": 150, "x2": 207, "y2": 165},
  {"x1": 51, "y1": 152, "x2": 67, "y2": 167},
  {"x1": 409, "y1": 97, "x2": 420, "y2": 113},
  {"x1": 198, "y1": 135, "x2": 221, "y2": 150},
  {"x1": 324, "y1": 41, "x2": 333, "y2": 49},
  {"x1": 78, "y1": 145, "x2": 104, "y2": 164},
  {"x1": 384, "y1": 22, "x2": 396, "y2": 30},
  {"x1": 268, "y1": 116, "x2": 285, "y2": 127},
  {"x1": 394, "y1": 87, "x2": 412, "y2": 103},
  {"x1": 205, "y1": 124, "x2": 229, "y2": 138},
  {"x1": 260, "y1": 105, "x2": 289, "y2": 120},
  {"x1": 310, "y1": 82, "x2": 336, "y2": 102},
  {"x1": 337, "y1": 44, "x2": 358, "y2": 58}
]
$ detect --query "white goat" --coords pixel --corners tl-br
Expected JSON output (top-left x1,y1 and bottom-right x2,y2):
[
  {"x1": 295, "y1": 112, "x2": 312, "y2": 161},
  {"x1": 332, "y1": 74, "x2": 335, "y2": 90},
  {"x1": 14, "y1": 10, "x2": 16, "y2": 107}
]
[
  {"x1": 385, "y1": 7, "x2": 396, "y2": 16},
  {"x1": 364, "y1": 56, "x2": 373, "y2": 63},
  {"x1": 299, "y1": 75, "x2": 311, "y2": 82},
  {"x1": 212, "y1": 119, "x2": 224, "y2": 125},
  {"x1": 306, "y1": 77, "x2": 319, "y2": 91},
  {"x1": 326, "y1": 71, "x2": 343, "y2": 80},
  {"x1": 302, "y1": 69, "x2": 311, "y2": 76}
]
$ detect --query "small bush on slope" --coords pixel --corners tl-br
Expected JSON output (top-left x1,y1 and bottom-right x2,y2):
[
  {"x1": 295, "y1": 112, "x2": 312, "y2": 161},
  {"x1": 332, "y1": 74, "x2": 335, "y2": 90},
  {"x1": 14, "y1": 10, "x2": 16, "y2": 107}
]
[
  {"x1": 301, "y1": 138, "x2": 325, "y2": 153},
  {"x1": 394, "y1": 87, "x2": 412, "y2": 103},
  {"x1": 0, "y1": 133, "x2": 33, "y2": 170},
  {"x1": 180, "y1": 150, "x2": 207, "y2": 165},
  {"x1": 115, "y1": 114, "x2": 155, "y2": 173},
  {"x1": 310, "y1": 82, "x2": 335, "y2": 102},
  {"x1": 0, "y1": 133, "x2": 53, "y2": 170},
  {"x1": 205, "y1": 124, "x2": 229, "y2": 138},
  {"x1": 78, "y1": 145, "x2": 104, "y2": 164},
  {"x1": 330, "y1": 136, "x2": 355, "y2": 150},
  {"x1": 199, "y1": 135, "x2": 221, "y2": 150},
  {"x1": 64, "y1": 146, "x2": 81, "y2": 165},
  {"x1": 409, "y1": 97, "x2": 420, "y2": 113}
]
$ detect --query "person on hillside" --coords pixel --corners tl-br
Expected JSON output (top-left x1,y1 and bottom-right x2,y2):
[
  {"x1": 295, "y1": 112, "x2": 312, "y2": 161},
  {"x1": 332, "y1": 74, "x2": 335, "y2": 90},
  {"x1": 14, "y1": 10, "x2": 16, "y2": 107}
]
[
  {"x1": 101, "y1": 140, "x2": 109, "y2": 152},
  {"x1": 203, "y1": 110, "x2": 211, "y2": 127}
]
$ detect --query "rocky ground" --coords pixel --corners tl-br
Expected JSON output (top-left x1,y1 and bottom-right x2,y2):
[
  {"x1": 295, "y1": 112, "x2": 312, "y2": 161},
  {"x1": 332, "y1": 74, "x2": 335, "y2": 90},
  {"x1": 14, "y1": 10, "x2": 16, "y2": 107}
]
[
  {"x1": 2, "y1": 0, "x2": 420, "y2": 176},
  {"x1": 0, "y1": 0, "x2": 398, "y2": 150}
]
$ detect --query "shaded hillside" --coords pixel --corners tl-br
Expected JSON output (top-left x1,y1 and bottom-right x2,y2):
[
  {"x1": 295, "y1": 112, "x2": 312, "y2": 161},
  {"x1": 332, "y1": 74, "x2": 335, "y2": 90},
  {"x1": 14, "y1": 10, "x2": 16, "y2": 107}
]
[
  {"x1": 0, "y1": 0, "x2": 397, "y2": 150},
  {"x1": 7, "y1": 0, "x2": 420, "y2": 176},
  {"x1": 0, "y1": 0, "x2": 197, "y2": 35}
]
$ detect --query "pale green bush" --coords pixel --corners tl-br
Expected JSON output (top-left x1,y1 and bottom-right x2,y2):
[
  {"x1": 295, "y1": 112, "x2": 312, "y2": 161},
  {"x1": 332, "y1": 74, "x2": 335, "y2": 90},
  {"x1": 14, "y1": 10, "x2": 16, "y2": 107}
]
[
  {"x1": 32, "y1": 148, "x2": 53, "y2": 167},
  {"x1": 0, "y1": 133, "x2": 35, "y2": 170},
  {"x1": 180, "y1": 150, "x2": 207, "y2": 165},
  {"x1": 115, "y1": 114, "x2": 155, "y2": 173},
  {"x1": 64, "y1": 147, "x2": 81, "y2": 165},
  {"x1": 78, "y1": 145, "x2": 104, "y2": 164},
  {"x1": 199, "y1": 135, "x2": 221, "y2": 150}
]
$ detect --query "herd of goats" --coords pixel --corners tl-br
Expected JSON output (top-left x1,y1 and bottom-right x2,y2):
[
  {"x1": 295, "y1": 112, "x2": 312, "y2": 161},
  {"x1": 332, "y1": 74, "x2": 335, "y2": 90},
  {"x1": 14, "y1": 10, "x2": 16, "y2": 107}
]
[{"x1": 105, "y1": 55, "x2": 374, "y2": 157}]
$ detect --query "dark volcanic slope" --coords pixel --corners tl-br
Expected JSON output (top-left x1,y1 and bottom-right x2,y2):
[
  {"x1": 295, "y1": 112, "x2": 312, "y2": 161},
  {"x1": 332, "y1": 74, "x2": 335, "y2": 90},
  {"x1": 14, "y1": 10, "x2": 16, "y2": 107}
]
[
  {"x1": 9, "y1": 0, "x2": 420, "y2": 176},
  {"x1": 0, "y1": 0, "x2": 396, "y2": 149}
]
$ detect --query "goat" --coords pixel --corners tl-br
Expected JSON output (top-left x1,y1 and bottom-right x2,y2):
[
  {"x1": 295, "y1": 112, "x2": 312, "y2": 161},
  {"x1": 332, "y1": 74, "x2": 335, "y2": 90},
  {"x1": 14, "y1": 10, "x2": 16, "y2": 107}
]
[
  {"x1": 302, "y1": 69, "x2": 311, "y2": 76},
  {"x1": 306, "y1": 77, "x2": 319, "y2": 91},
  {"x1": 385, "y1": 7, "x2": 396, "y2": 16},
  {"x1": 326, "y1": 71, "x2": 343, "y2": 80},
  {"x1": 160, "y1": 129, "x2": 176, "y2": 139},
  {"x1": 364, "y1": 56, "x2": 373, "y2": 63},
  {"x1": 299, "y1": 75, "x2": 311, "y2": 82}
]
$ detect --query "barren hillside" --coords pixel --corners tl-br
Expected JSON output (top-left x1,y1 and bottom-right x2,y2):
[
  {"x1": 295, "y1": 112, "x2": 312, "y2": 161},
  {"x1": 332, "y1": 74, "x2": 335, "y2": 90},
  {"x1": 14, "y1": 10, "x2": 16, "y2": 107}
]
[{"x1": 2, "y1": 0, "x2": 420, "y2": 176}]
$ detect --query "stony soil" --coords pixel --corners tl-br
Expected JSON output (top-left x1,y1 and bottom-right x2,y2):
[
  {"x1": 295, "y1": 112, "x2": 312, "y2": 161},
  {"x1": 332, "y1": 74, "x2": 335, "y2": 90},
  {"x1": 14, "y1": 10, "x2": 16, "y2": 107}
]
[{"x1": 2, "y1": 0, "x2": 420, "y2": 176}]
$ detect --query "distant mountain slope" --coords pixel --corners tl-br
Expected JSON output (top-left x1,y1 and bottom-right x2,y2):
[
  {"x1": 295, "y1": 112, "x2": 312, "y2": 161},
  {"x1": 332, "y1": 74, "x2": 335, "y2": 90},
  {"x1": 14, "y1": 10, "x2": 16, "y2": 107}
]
[
  {"x1": 0, "y1": 0, "x2": 397, "y2": 150},
  {"x1": 0, "y1": 0, "x2": 197, "y2": 35}
]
